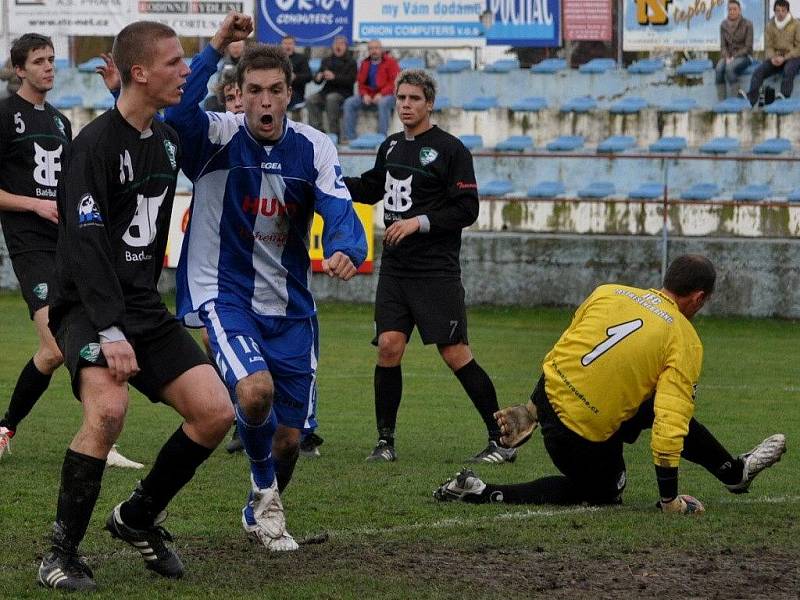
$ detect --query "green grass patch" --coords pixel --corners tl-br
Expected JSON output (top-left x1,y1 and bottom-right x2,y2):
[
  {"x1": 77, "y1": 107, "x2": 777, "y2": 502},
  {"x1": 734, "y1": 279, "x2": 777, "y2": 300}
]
[{"x1": 0, "y1": 294, "x2": 798, "y2": 598}]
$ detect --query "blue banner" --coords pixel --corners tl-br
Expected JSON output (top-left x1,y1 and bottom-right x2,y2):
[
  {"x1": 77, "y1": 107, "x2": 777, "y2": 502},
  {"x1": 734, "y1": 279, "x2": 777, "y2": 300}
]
[
  {"x1": 258, "y1": 0, "x2": 354, "y2": 45},
  {"x1": 484, "y1": 0, "x2": 561, "y2": 46}
]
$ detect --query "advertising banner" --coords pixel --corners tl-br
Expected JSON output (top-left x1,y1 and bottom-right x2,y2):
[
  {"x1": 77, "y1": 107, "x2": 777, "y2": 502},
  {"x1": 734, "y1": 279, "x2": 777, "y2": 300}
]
[
  {"x1": 353, "y1": 0, "x2": 484, "y2": 47},
  {"x1": 563, "y1": 0, "x2": 612, "y2": 42},
  {"x1": 9, "y1": 0, "x2": 253, "y2": 38},
  {"x1": 258, "y1": 0, "x2": 354, "y2": 45},
  {"x1": 623, "y1": 0, "x2": 765, "y2": 51},
  {"x1": 483, "y1": 0, "x2": 561, "y2": 47}
]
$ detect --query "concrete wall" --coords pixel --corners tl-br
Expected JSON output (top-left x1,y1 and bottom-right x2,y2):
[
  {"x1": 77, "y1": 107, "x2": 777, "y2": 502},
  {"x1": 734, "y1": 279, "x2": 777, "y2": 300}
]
[
  {"x1": 310, "y1": 233, "x2": 800, "y2": 319},
  {"x1": 4, "y1": 231, "x2": 799, "y2": 318}
]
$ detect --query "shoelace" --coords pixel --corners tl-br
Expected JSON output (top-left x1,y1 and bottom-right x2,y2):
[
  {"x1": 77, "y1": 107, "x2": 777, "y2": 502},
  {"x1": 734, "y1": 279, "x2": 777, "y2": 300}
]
[{"x1": 62, "y1": 553, "x2": 94, "y2": 579}]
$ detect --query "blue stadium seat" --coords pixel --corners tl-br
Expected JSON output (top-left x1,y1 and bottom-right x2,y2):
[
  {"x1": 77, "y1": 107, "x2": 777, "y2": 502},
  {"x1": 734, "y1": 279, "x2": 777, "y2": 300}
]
[
  {"x1": 627, "y1": 58, "x2": 665, "y2": 74},
  {"x1": 597, "y1": 135, "x2": 636, "y2": 153},
  {"x1": 628, "y1": 182, "x2": 663, "y2": 200},
  {"x1": 712, "y1": 97, "x2": 750, "y2": 113},
  {"x1": 527, "y1": 181, "x2": 566, "y2": 197},
  {"x1": 92, "y1": 96, "x2": 115, "y2": 111},
  {"x1": 309, "y1": 58, "x2": 322, "y2": 73},
  {"x1": 700, "y1": 137, "x2": 739, "y2": 154},
  {"x1": 349, "y1": 134, "x2": 385, "y2": 149},
  {"x1": 610, "y1": 96, "x2": 648, "y2": 114},
  {"x1": 77, "y1": 57, "x2": 105, "y2": 73},
  {"x1": 398, "y1": 57, "x2": 425, "y2": 70},
  {"x1": 649, "y1": 137, "x2": 688, "y2": 152},
  {"x1": 764, "y1": 98, "x2": 800, "y2": 114},
  {"x1": 560, "y1": 96, "x2": 597, "y2": 113},
  {"x1": 659, "y1": 98, "x2": 698, "y2": 113},
  {"x1": 733, "y1": 184, "x2": 771, "y2": 202},
  {"x1": 788, "y1": 189, "x2": 800, "y2": 202},
  {"x1": 753, "y1": 138, "x2": 792, "y2": 154},
  {"x1": 495, "y1": 135, "x2": 534, "y2": 152},
  {"x1": 54, "y1": 58, "x2": 70, "y2": 70},
  {"x1": 433, "y1": 96, "x2": 451, "y2": 111},
  {"x1": 459, "y1": 135, "x2": 484, "y2": 150},
  {"x1": 52, "y1": 95, "x2": 83, "y2": 109},
  {"x1": 676, "y1": 59, "x2": 713, "y2": 75},
  {"x1": 510, "y1": 96, "x2": 547, "y2": 112},
  {"x1": 530, "y1": 58, "x2": 566, "y2": 74},
  {"x1": 437, "y1": 59, "x2": 471, "y2": 74},
  {"x1": 579, "y1": 58, "x2": 616, "y2": 74},
  {"x1": 484, "y1": 59, "x2": 520, "y2": 73},
  {"x1": 546, "y1": 136, "x2": 585, "y2": 151},
  {"x1": 463, "y1": 96, "x2": 499, "y2": 111},
  {"x1": 480, "y1": 180, "x2": 514, "y2": 195},
  {"x1": 578, "y1": 181, "x2": 616, "y2": 198},
  {"x1": 681, "y1": 183, "x2": 719, "y2": 201}
]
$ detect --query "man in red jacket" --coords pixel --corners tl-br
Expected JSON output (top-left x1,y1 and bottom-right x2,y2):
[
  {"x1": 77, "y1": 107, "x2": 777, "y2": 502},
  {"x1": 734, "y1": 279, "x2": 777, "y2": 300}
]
[{"x1": 342, "y1": 40, "x2": 400, "y2": 142}]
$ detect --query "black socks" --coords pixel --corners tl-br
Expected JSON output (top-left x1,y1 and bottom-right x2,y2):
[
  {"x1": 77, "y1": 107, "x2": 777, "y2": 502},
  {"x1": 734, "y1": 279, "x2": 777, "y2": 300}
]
[
  {"x1": 454, "y1": 360, "x2": 502, "y2": 441},
  {"x1": 374, "y1": 365, "x2": 402, "y2": 446},
  {"x1": 1, "y1": 358, "x2": 52, "y2": 431},
  {"x1": 53, "y1": 449, "x2": 106, "y2": 552}
]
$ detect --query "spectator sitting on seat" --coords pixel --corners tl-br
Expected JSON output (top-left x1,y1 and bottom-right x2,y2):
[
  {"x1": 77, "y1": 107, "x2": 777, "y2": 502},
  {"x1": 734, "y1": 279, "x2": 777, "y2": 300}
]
[
  {"x1": 281, "y1": 35, "x2": 311, "y2": 111},
  {"x1": 740, "y1": 0, "x2": 800, "y2": 106},
  {"x1": 715, "y1": 0, "x2": 753, "y2": 100},
  {"x1": 307, "y1": 35, "x2": 357, "y2": 139},
  {"x1": 342, "y1": 40, "x2": 400, "y2": 143}
]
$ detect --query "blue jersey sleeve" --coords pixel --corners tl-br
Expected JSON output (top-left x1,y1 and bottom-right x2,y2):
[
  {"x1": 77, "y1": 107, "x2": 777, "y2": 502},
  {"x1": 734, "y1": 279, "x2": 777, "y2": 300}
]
[
  {"x1": 164, "y1": 45, "x2": 226, "y2": 181},
  {"x1": 312, "y1": 136, "x2": 368, "y2": 267}
]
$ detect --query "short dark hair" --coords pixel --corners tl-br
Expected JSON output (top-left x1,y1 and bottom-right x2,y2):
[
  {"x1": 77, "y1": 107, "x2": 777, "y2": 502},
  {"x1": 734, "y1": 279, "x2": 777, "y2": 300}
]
[
  {"x1": 10, "y1": 33, "x2": 54, "y2": 69},
  {"x1": 215, "y1": 68, "x2": 238, "y2": 104},
  {"x1": 396, "y1": 69, "x2": 437, "y2": 103},
  {"x1": 112, "y1": 21, "x2": 177, "y2": 86},
  {"x1": 281, "y1": 35, "x2": 295, "y2": 42},
  {"x1": 236, "y1": 44, "x2": 292, "y2": 89},
  {"x1": 774, "y1": 0, "x2": 790, "y2": 10},
  {"x1": 728, "y1": 0, "x2": 740, "y2": 7},
  {"x1": 663, "y1": 255, "x2": 716, "y2": 296}
]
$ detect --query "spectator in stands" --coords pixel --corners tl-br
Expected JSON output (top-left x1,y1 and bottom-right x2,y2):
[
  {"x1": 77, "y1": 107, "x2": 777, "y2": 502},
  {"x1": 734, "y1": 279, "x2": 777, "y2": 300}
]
[
  {"x1": 307, "y1": 35, "x2": 357, "y2": 139},
  {"x1": 342, "y1": 40, "x2": 400, "y2": 143},
  {"x1": 204, "y1": 39, "x2": 247, "y2": 111},
  {"x1": 214, "y1": 68, "x2": 243, "y2": 113},
  {"x1": 281, "y1": 35, "x2": 311, "y2": 111},
  {"x1": 740, "y1": 0, "x2": 800, "y2": 106},
  {"x1": 715, "y1": 0, "x2": 753, "y2": 100},
  {"x1": 0, "y1": 58, "x2": 20, "y2": 98}
]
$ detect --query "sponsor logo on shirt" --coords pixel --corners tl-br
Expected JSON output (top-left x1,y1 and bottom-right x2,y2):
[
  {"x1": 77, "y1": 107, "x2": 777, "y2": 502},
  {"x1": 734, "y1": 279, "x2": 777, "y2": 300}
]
[
  {"x1": 33, "y1": 283, "x2": 48, "y2": 300},
  {"x1": 419, "y1": 147, "x2": 438, "y2": 166},
  {"x1": 261, "y1": 162, "x2": 282, "y2": 170},
  {"x1": 241, "y1": 196, "x2": 298, "y2": 217},
  {"x1": 237, "y1": 226, "x2": 289, "y2": 246},
  {"x1": 78, "y1": 194, "x2": 103, "y2": 226},
  {"x1": 456, "y1": 181, "x2": 478, "y2": 190},
  {"x1": 123, "y1": 189, "x2": 167, "y2": 248},
  {"x1": 33, "y1": 143, "x2": 62, "y2": 187},
  {"x1": 163, "y1": 139, "x2": 177, "y2": 170},
  {"x1": 382, "y1": 173, "x2": 413, "y2": 213}
]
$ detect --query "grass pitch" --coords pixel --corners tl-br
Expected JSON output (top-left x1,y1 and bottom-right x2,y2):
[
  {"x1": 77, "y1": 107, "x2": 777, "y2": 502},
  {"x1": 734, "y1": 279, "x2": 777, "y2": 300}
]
[{"x1": 0, "y1": 294, "x2": 798, "y2": 598}]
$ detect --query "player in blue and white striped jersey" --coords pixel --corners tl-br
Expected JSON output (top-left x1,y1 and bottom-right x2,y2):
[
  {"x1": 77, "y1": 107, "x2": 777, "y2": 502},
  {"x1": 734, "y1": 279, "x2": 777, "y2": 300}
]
[{"x1": 165, "y1": 13, "x2": 367, "y2": 552}]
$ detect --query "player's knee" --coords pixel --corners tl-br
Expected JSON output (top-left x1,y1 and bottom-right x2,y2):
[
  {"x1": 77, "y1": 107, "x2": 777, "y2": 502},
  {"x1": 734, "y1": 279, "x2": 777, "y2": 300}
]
[
  {"x1": 236, "y1": 376, "x2": 274, "y2": 419},
  {"x1": 89, "y1": 403, "x2": 127, "y2": 442},
  {"x1": 36, "y1": 344, "x2": 63, "y2": 373},
  {"x1": 273, "y1": 434, "x2": 300, "y2": 460},
  {"x1": 377, "y1": 334, "x2": 405, "y2": 365}
]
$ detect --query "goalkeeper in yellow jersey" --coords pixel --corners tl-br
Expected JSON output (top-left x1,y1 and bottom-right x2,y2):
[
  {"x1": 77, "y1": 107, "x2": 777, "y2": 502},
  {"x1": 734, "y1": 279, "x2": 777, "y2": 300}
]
[{"x1": 435, "y1": 255, "x2": 786, "y2": 514}]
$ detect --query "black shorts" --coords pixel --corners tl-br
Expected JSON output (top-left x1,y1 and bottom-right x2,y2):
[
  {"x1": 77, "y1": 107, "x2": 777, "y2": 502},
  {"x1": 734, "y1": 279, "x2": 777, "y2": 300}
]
[
  {"x1": 532, "y1": 375, "x2": 627, "y2": 505},
  {"x1": 10, "y1": 251, "x2": 55, "y2": 319},
  {"x1": 373, "y1": 274, "x2": 468, "y2": 346},
  {"x1": 55, "y1": 306, "x2": 210, "y2": 402}
]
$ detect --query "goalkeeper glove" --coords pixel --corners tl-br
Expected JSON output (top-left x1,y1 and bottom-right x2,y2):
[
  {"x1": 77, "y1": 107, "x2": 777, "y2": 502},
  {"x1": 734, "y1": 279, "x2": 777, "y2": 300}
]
[{"x1": 657, "y1": 494, "x2": 705, "y2": 515}]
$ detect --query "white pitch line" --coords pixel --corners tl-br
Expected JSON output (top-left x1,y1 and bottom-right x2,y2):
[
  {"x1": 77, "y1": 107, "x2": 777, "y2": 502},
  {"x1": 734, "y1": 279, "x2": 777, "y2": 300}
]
[
  {"x1": 716, "y1": 495, "x2": 800, "y2": 505},
  {"x1": 325, "y1": 506, "x2": 599, "y2": 539}
]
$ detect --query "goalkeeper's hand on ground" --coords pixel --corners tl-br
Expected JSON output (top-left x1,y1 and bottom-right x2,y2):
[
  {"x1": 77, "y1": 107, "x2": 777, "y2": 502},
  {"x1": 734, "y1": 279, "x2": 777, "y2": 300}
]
[
  {"x1": 494, "y1": 401, "x2": 538, "y2": 448},
  {"x1": 657, "y1": 494, "x2": 705, "y2": 515}
]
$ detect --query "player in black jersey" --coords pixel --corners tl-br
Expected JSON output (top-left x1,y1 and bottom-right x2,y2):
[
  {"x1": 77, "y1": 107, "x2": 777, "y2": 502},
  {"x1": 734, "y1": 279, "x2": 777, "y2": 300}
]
[
  {"x1": 0, "y1": 34, "x2": 140, "y2": 469},
  {"x1": 344, "y1": 70, "x2": 515, "y2": 464},
  {"x1": 37, "y1": 22, "x2": 233, "y2": 592}
]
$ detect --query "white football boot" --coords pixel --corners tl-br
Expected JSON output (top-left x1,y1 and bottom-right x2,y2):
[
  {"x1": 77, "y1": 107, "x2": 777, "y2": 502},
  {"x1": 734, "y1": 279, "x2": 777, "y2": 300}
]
[{"x1": 242, "y1": 476, "x2": 298, "y2": 552}]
